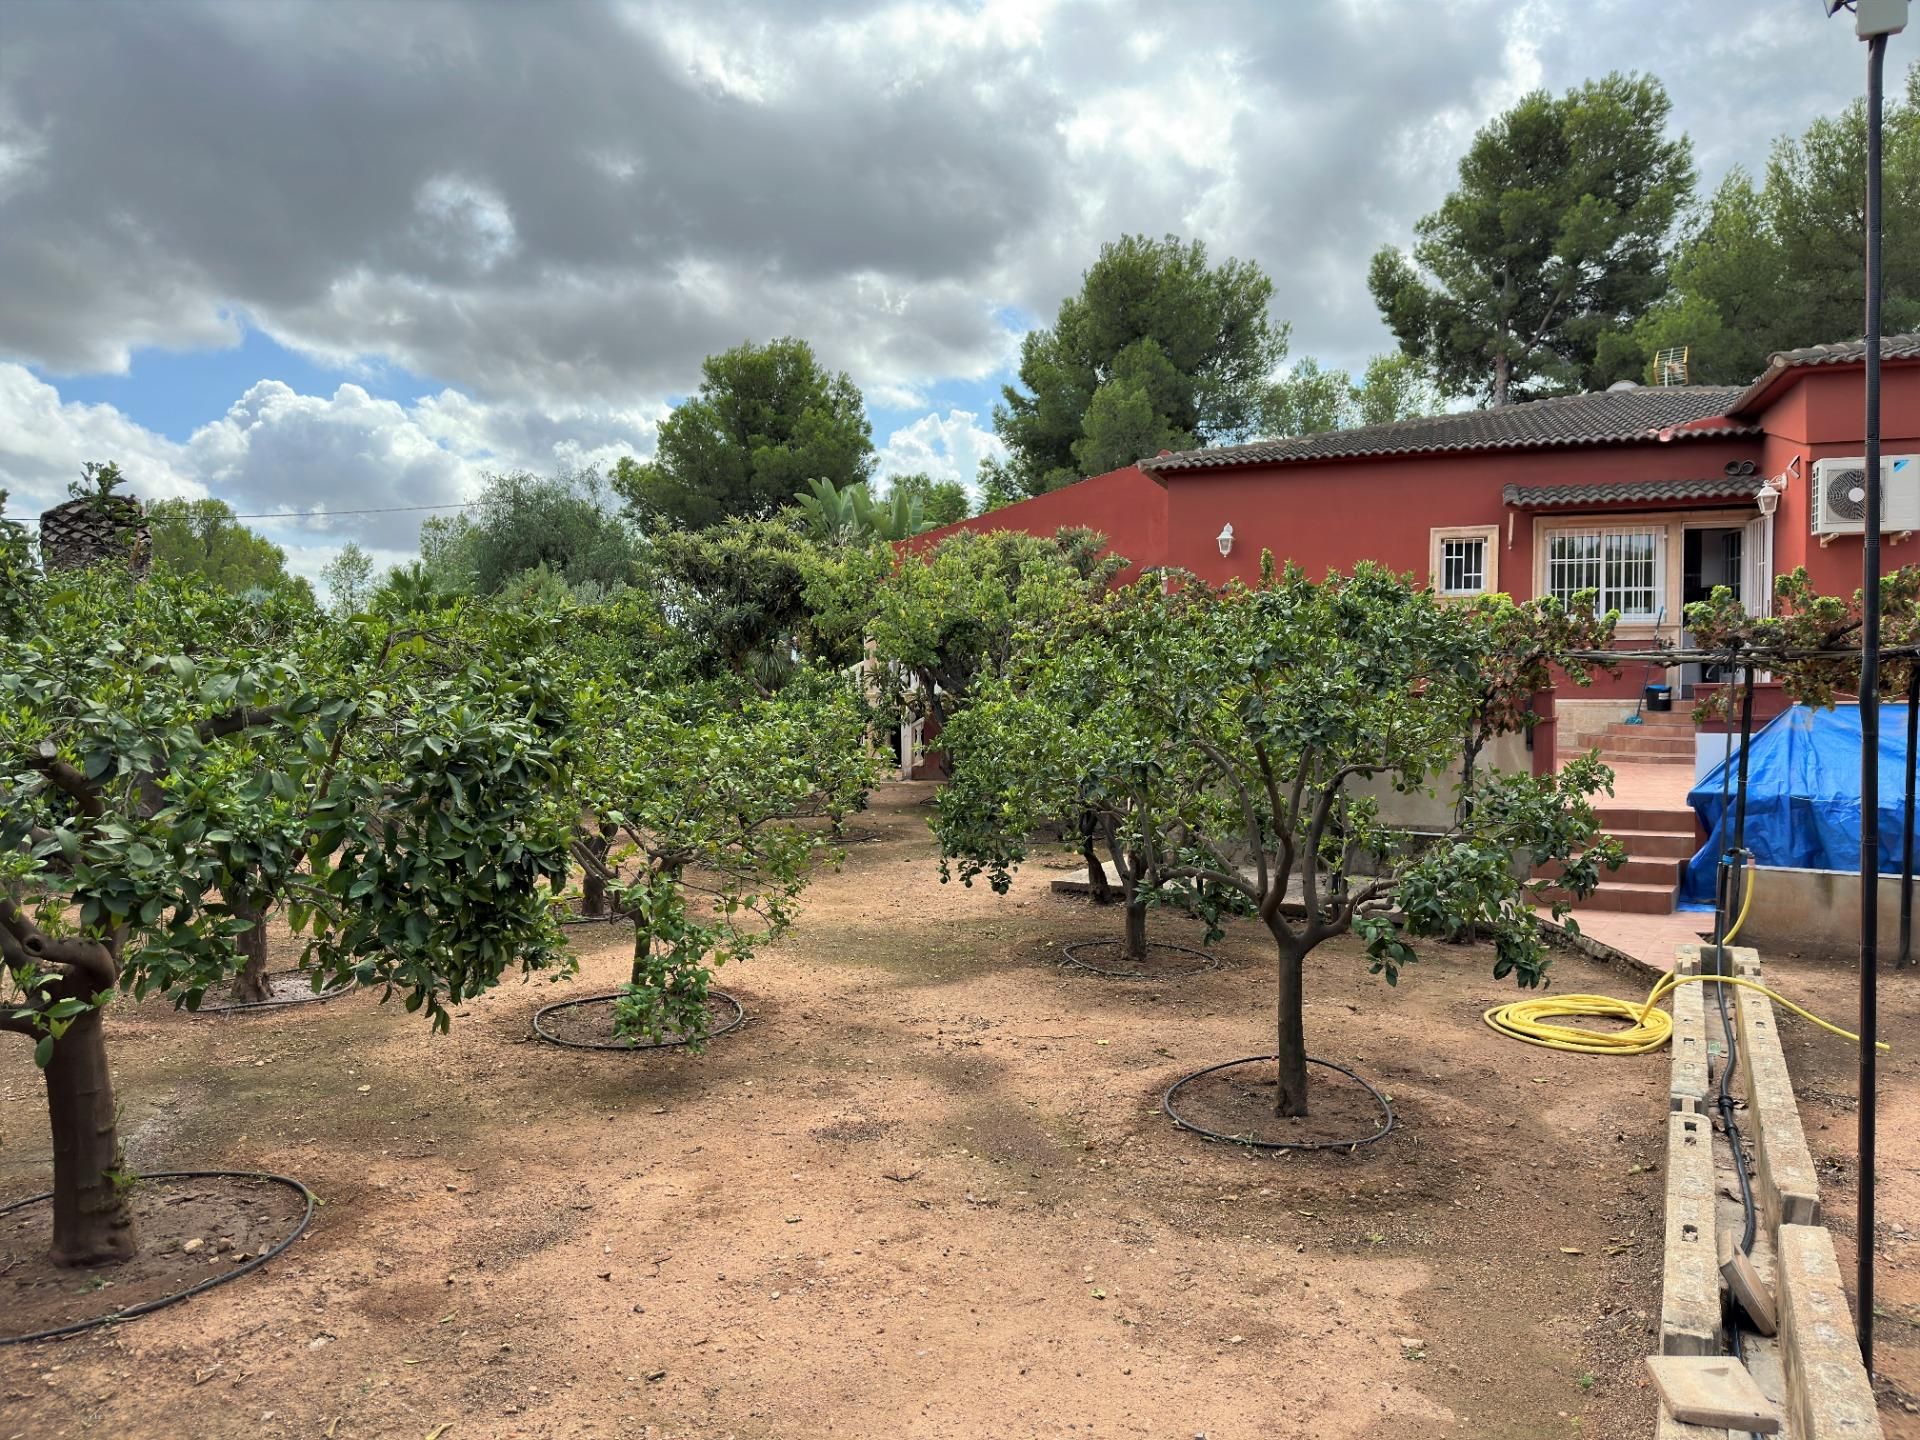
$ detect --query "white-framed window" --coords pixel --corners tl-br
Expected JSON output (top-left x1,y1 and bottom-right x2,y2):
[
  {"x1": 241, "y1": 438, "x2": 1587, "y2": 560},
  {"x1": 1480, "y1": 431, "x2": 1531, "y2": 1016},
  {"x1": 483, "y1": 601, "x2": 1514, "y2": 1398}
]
[
  {"x1": 1429, "y1": 525, "x2": 1499, "y2": 597},
  {"x1": 1545, "y1": 524, "x2": 1663, "y2": 622}
]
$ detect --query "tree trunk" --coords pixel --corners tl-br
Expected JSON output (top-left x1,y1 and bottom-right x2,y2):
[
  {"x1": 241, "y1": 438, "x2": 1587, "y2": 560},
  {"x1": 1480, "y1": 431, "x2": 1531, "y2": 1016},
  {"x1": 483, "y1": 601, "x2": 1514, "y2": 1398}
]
[
  {"x1": 1079, "y1": 815, "x2": 1112, "y2": 904},
  {"x1": 44, "y1": 1010, "x2": 136, "y2": 1266},
  {"x1": 1273, "y1": 941, "x2": 1310, "y2": 1118},
  {"x1": 580, "y1": 827, "x2": 613, "y2": 918},
  {"x1": 1492, "y1": 351, "x2": 1512, "y2": 409},
  {"x1": 1122, "y1": 897, "x2": 1149, "y2": 961},
  {"x1": 228, "y1": 898, "x2": 271, "y2": 1004}
]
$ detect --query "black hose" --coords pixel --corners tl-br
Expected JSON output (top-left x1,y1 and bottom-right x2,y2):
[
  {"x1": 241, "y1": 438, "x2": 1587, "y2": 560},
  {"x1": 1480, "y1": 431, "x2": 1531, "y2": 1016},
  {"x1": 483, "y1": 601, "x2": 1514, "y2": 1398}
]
[
  {"x1": 1163, "y1": 1055, "x2": 1395, "y2": 1152},
  {"x1": 1060, "y1": 938, "x2": 1217, "y2": 978},
  {"x1": 0, "y1": 1170, "x2": 315, "y2": 1346},
  {"x1": 531, "y1": 989, "x2": 745, "y2": 1050}
]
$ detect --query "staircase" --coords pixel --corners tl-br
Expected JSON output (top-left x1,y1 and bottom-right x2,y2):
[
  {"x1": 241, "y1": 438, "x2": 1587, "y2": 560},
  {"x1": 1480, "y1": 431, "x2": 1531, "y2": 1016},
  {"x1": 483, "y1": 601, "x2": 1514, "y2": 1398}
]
[
  {"x1": 1578, "y1": 703, "x2": 1697, "y2": 767},
  {"x1": 1536, "y1": 802, "x2": 1700, "y2": 915}
]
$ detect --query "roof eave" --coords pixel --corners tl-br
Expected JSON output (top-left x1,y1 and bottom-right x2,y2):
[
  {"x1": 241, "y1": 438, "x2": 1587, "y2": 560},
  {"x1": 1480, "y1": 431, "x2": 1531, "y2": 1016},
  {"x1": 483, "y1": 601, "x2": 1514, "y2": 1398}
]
[
  {"x1": 1140, "y1": 423, "x2": 1761, "y2": 476},
  {"x1": 1730, "y1": 349, "x2": 1920, "y2": 417}
]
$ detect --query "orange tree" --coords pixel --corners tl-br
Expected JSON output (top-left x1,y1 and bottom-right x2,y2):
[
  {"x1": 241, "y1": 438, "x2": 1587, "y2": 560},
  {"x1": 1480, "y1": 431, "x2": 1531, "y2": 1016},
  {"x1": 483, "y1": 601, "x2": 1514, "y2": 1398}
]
[
  {"x1": 0, "y1": 562, "x2": 575, "y2": 1265},
  {"x1": 936, "y1": 563, "x2": 1620, "y2": 1117}
]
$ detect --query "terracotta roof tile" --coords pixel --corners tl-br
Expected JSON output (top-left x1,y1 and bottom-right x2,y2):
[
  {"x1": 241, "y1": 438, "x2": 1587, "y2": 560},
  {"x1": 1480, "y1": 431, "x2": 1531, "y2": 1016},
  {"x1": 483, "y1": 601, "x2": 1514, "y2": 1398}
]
[
  {"x1": 1731, "y1": 331, "x2": 1920, "y2": 413},
  {"x1": 1142, "y1": 386, "x2": 1752, "y2": 473},
  {"x1": 1501, "y1": 476, "x2": 1762, "y2": 509}
]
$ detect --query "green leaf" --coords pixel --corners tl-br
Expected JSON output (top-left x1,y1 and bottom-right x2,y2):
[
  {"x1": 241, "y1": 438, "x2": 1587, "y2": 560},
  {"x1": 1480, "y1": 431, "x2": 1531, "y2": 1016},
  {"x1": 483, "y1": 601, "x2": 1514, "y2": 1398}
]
[{"x1": 33, "y1": 1034, "x2": 53, "y2": 1069}]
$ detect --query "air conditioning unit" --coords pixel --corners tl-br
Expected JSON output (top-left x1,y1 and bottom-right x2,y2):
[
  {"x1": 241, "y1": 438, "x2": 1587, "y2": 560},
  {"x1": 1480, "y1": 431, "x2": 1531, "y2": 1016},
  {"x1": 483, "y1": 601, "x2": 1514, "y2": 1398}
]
[{"x1": 1811, "y1": 455, "x2": 1920, "y2": 536}]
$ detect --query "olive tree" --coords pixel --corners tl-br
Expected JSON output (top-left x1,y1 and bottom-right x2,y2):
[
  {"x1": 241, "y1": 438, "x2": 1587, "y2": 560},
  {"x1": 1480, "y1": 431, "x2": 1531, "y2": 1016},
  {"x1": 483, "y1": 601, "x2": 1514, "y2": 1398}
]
[
  {"x1": 940, "y1": 565, "x2": 1621, "y2": 1117},
  {"x1": 0, "y1": 568, "x2": 576, "y2": 1266}
]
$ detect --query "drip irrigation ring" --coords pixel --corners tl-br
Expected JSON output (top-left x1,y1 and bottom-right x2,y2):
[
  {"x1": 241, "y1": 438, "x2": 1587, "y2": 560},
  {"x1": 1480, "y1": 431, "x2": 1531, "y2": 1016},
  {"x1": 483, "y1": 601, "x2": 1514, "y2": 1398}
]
[
  {"x1": 0, "y1": 1169, "x2": 315, "y2": 1346},
  {"x1": 1162, "y1": 1054, "x2": 1396, "y2": 1152},
  {"x1": 826, "y1": 829, "x2": 884, "y2": 846},
  {"x1": 188, "y1": 976, "x2": 354, "y2": 1014},
  {"x1": 1060, "y1": 938, "x2": 1217, "y2": 978},
  {"x1": 554, "y1": 907, "x2": 632, "y2": 928},
  {"x1": 531, "y1": 989, "x2": 746, "y2": 1051}
]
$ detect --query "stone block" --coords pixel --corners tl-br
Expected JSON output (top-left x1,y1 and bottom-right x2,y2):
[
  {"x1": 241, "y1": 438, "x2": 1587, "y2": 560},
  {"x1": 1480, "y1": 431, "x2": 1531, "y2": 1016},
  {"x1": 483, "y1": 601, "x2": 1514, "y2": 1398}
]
[
  {"x1": 1662, "y1": 1109, "x2": 1722, "y2": 1357},
  {"x1": 1776, "y1": 1224, "x2": 1883, "y2": 1439},
  {"x1": 1668, "y1": 957, "x2": 1710, "y2": 1115},
  {"x1": 1735, "y1": 985, "x2": 1821, "y2": 1230}
]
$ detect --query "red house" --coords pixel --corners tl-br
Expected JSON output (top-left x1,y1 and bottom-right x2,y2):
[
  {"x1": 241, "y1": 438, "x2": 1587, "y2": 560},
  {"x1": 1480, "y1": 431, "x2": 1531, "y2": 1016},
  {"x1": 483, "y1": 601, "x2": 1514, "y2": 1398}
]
[{"x1": 918, "y1": 334, "x2": 1920, "y2": 766}]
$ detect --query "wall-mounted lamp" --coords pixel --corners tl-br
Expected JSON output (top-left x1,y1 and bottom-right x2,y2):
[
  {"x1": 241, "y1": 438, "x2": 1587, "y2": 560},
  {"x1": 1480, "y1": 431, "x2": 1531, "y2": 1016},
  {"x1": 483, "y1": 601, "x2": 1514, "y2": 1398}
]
[
  {"x1": 1217, "y1": 522, "x2": 1235, "y2": 557},
  {"x1": 1755, "y1": 484, "x2": 1780, "y2": 517}
]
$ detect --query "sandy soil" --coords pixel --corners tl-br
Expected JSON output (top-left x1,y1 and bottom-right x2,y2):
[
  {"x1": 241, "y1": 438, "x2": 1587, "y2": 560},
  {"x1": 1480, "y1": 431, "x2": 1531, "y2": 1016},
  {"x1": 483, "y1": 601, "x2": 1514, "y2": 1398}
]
[{"x1": 0, "y1": 781, "x2": 1686, "y2": 1440}]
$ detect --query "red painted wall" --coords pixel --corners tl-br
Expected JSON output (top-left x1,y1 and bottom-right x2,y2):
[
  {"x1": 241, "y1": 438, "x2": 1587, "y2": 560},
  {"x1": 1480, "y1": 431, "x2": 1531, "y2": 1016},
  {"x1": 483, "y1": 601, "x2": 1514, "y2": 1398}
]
[
  {"x1": 901, "y1": 464, "x2": 1168, "y2": 582},
  {"x1": 1751, "y1": 365, "x2": 1920, "y2": 597},
  {"x1": 1159, "y1": 437, "x2": 1764, "y2": 592}
]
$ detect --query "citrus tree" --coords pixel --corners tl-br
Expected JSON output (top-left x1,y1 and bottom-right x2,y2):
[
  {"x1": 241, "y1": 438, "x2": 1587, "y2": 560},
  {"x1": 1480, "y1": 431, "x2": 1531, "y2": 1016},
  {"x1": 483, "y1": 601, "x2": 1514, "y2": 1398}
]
[
  {"x1": 564, "y1": 669, "x2": 878, "y2": 1045},
  {"x1": 0, "y1": 566, "x2": 576, "y2": 1266},
  {"x1": 864, "y1": 527, "x2": 1127, "y2": 732},
  {"x1": 940, "y1": 564, "x2": 1621, "y2": 1117}
]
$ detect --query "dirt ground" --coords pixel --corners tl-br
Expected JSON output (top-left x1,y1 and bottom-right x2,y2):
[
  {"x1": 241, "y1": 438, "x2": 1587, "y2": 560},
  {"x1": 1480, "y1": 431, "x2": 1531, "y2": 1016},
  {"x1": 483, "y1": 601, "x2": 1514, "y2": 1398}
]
[{"x1": 0, "y1": 781, "x2": 1712, "y2": 1439}]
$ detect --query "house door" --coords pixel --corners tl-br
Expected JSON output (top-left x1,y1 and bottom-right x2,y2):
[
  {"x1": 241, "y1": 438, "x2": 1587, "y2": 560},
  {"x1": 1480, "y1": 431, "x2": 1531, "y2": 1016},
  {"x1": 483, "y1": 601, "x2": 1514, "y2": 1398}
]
[
  {"x1": 1681, "y1": 525, "x2": 1749, "y2": 696},
  {"x1": 1742, "y1": 513, "x2": 1773, "y2": 618}
]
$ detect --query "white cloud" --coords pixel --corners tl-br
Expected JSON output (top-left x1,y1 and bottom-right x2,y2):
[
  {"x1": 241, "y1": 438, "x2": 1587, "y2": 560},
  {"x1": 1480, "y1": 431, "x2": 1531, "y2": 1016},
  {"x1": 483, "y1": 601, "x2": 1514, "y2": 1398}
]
[
  {"x1": 0, "y1": 364, "x2": 654, "y2": 590},
  {"x1": 877, "y1": 407, "x2": 1005, "y2": 496}
]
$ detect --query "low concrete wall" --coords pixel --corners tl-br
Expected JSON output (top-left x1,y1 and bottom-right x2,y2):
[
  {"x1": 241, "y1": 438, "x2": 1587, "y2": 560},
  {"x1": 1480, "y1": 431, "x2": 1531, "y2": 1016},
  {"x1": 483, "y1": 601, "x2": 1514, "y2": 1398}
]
[
  {"x1": 1347, "y1": 730, "x2": 1530, "y2": 831},
  {"x1": 1557, "y1": 697, "x2": 1641, "y2": 753},
  {"x1": 1742, "y1": 865, "x2": 1914, "y2": 965}
]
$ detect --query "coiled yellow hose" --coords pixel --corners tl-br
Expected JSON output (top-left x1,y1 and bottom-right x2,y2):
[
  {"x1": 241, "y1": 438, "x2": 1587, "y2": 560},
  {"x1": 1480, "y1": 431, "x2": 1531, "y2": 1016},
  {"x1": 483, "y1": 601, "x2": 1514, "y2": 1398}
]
[{"x1": 1485, "y1": 863, "x2": 1888, "y2": 1055}]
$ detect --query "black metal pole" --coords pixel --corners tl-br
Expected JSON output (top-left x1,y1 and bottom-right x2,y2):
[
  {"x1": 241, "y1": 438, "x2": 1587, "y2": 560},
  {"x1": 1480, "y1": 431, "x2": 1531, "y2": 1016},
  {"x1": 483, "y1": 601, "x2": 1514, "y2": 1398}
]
[
  {"x1": 1903, "y1": 664, "x2": 1917, "y2": 968},
  {"x1": 1734, "y1": 665, "x2": 1757, "y2": 860},
  {"x1": 1859, "y1": 27, "x2": 1888, "y2": 1375}
]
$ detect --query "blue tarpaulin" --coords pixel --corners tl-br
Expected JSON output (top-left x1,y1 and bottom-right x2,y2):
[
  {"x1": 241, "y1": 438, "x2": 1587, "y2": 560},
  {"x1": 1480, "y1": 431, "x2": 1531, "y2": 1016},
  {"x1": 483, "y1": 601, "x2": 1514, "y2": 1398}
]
[{"x1": 1683, "y1": 703, "x2": 1918, "y2": 907}]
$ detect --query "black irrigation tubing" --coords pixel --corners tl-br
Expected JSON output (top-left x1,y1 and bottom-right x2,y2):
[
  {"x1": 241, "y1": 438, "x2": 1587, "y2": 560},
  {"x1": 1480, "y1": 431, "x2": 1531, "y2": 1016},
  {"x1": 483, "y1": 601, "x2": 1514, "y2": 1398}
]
[
  {"x1": 1162, "y1": 1055, "x2": 1396, "y2": 1153},
  {"x1": 553, "y1": 908, "x2": 634, "y2": 928},
  {"x1": 1059, "y1": 938, "x2": 1218, "y2": 978},
  {"x1": 531, "y1": 989, "x2": 746, "y2": 1051},
  {"x1": 0, "y1": 1170, "x2": 316, "y2": 1347},
  {"x1": 185, "y1": 976, "x2": 355, "y2": 1014}
]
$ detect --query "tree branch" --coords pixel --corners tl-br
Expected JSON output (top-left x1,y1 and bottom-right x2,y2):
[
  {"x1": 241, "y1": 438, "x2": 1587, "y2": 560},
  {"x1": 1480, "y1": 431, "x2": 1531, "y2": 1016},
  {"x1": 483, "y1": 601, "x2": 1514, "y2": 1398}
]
[
  {"x1": 198, "y1": 706, "x2": 282, "y2": 742},
  {"x1": 27, "y1": 747, "x2": 103, "y2": 822},
  {"x1": 1192, "y1": 736, "x2": 1267, "y2": 904}
]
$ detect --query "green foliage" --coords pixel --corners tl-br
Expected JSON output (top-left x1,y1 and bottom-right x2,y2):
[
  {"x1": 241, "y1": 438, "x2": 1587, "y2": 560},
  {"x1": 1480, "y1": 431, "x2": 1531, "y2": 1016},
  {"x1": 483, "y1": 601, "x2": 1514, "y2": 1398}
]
[
  {"x1": 643, "y1": 517, "x2": 819, "y2": 683},
  {"x1": 884, "y1": 472, "x2": 971, "y2": 527},
  {"x1": 933, "y1": 565, "x2": 1620, "y2": 1113},
  {"x1": 67, "y1": 461, "x2": 127, "y2": 505},
  {"x1": 562, "y1": 663, "x2": 878, "y2": 1046},
  {"x1": 320, "y1": 542, "x2": 375, "y2": 616},
  {"x1": 1369, "y1": 72, "x2": 1694, "y2": 406},
  {"x1": 1682, "y1": 565, "x2": 1920, "y2": 718},
  {"x1": 1633, "y1": 65, "x2": 1920, "y2": 384},
  {"x1": 0, "y1": 569, "x2": 578, "y2": 1047},
  {"x1": 990, "y1": 234, "x2": 1290, "y2": 497},
  {"x1": 0, "y1": 491, "x2": 35, "y2": 639},
  {"x1": 794, "y1": 477, "x2": 930, "y2": 544},
  {"x1": 613, "y1": 337, "x2": 875, "y2": 530},
  {"x1": 866, "y1": 528, "x2": 1127, "y2": 730},
  {"x1": 422, "y1": 467, "x2": 637, "y2": 599},
  {"x1": 146, "y1": 497, "x2": 315, "y2": 603}
]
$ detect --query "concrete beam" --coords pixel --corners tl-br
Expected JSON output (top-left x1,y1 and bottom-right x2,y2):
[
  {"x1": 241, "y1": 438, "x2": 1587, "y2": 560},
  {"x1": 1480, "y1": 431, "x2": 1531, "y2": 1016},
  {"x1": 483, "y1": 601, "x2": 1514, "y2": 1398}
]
[
  {"x1": 1776, "y1": 1223, "x2": 1883, "y2": 1438},
  {"x1": 1735, "y1": 982, "x2": 1821, "y2": 1230},
  {"x1": 1662, "y1": 1109, "x2": 1723, "y2": 1357},
  {"x1": 1669, "y1": 948, "x2": 1709, "y2": 1114},
  {"x1": 1654, "y1": 1412, "x2": 1730, "y2": 1439}
]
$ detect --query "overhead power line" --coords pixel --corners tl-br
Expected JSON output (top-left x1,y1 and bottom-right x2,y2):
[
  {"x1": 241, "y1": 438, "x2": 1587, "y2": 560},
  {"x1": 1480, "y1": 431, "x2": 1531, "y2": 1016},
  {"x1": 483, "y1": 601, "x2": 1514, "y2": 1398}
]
[{"x1": 1, "y1": 500, "x2": 481, "y2": 526}]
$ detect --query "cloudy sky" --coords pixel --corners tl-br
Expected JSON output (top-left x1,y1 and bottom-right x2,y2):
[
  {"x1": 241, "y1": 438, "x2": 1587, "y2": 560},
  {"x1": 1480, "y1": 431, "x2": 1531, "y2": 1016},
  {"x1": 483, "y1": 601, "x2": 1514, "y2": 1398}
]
[{"x1": 0, "y1": 0, "x2": 1881, "y2": 587}]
